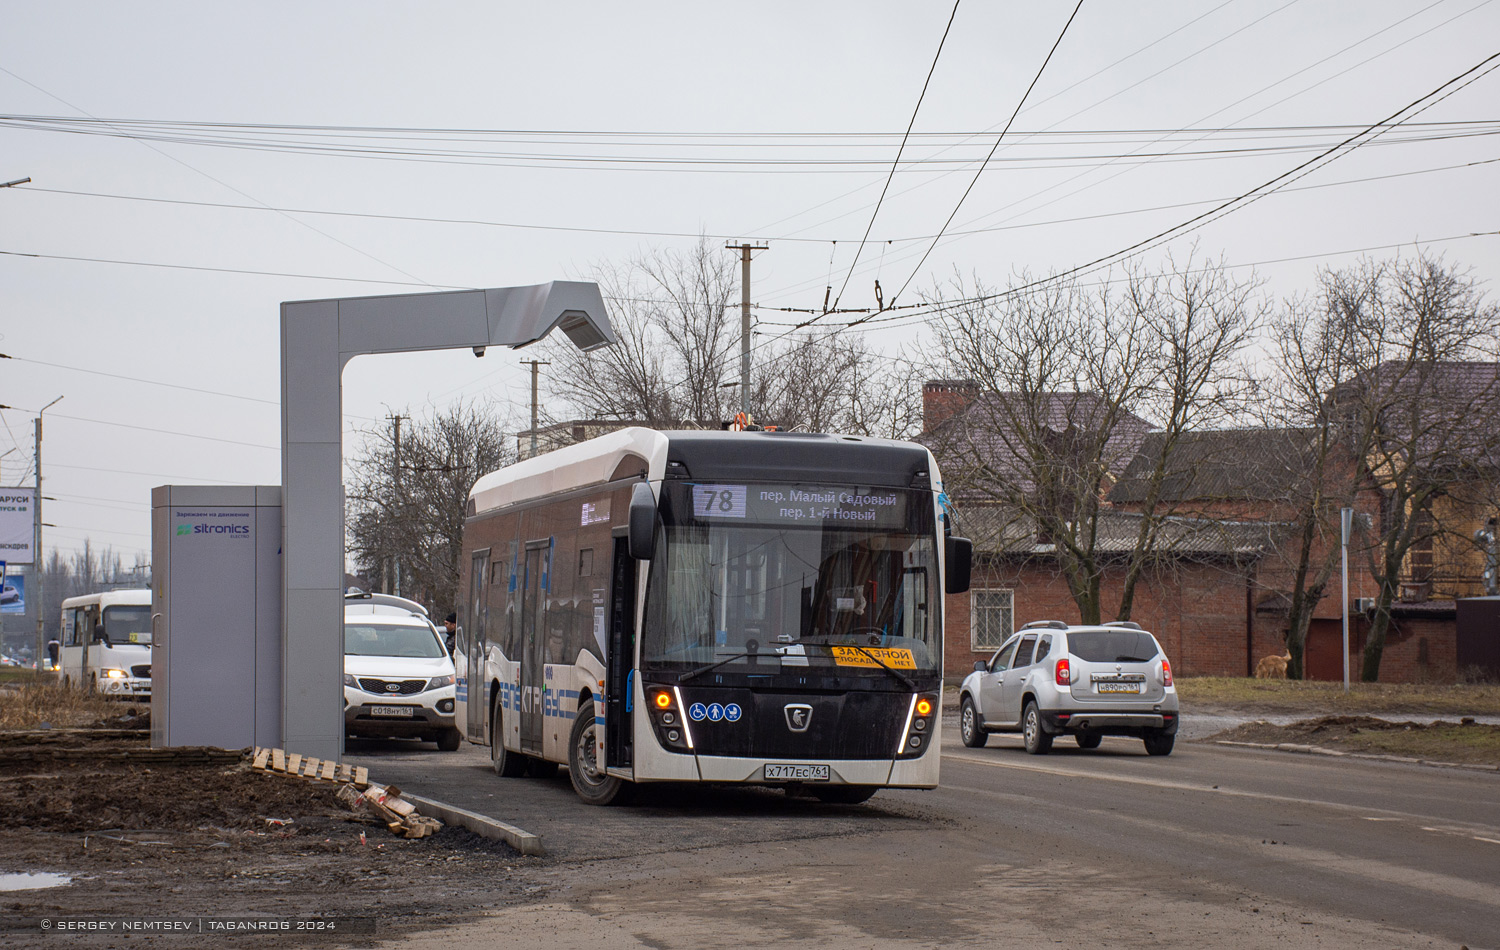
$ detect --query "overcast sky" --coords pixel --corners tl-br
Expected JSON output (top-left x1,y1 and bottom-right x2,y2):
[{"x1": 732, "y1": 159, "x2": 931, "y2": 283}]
[{"x1": 1, "y1": 0, "x2": 1497, "y2": 562}]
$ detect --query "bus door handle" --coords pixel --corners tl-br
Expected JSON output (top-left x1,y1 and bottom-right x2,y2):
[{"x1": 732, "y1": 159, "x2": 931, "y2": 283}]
[{"x1": 151, "y1": 612, "x2": 163, "y2": 648}]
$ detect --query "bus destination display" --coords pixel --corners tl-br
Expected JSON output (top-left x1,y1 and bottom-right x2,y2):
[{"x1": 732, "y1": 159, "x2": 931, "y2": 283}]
[{"x1": 692, "y1": 484, "x2": 907, "y2": 529}]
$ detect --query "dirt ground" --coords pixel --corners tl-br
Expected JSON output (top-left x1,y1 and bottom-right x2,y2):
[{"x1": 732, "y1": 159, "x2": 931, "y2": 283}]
[
  {"x1": 1211, "y1": 713, "x2": 1500, "y2": 764},
  {"x1": 0, "y1": 725, "x2": 545, "y2": 948}
]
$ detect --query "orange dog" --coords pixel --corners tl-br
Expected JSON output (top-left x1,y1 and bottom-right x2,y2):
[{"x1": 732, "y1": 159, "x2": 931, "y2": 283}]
[{"x1": 1254, "y1": 651, "x2": 1290, "y2": 679}]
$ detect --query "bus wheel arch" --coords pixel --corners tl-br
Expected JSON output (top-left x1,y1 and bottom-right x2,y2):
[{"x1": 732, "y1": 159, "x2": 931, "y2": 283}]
[{"x1": 568, "y1": 696, "x2": 633, "y2": 806}]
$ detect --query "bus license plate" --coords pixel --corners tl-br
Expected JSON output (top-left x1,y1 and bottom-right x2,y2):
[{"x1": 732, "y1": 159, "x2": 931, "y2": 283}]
[
  {"x1": 764, "y1": 763, "x2": 830, "y2": 781},
  {"x1": 371, "y1": 706, "x2": 414, "y2": 717}
]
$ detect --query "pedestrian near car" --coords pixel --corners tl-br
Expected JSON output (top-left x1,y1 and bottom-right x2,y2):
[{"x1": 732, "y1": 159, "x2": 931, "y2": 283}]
[{"x1": 443, "y1": 612, "x2": 457, "y2": 655}]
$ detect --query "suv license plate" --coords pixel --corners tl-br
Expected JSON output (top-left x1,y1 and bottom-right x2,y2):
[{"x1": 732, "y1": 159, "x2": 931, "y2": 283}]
[
  {"x1": 371, "y1": 706, "x2": 414, "y2": 717},
  {"x1": 1097, "y1": 683, "x2": 1140, "y2": 694},
  {"x1": 764, "y1": 763, "x2": 830, "y2": 781}
]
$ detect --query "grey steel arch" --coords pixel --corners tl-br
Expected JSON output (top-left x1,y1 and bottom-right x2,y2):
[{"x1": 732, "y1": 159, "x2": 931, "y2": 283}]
[{"x1": 280, "y1": 281, "x2": 614, "y2": 760}]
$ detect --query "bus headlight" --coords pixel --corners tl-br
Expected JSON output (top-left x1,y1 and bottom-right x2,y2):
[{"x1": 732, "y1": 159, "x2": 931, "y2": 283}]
[{"x1": 897, "y1": 692, "x2": 939, "y2": 758}]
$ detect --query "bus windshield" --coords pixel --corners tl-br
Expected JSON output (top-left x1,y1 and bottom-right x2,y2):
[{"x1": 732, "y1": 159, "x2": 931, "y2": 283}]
[
  {"x1": 103, "y1": 605, "x2": 152, "y2": 645},
  {"x1": 642, "y1": 482, "x2": 938, "y2": 678}
]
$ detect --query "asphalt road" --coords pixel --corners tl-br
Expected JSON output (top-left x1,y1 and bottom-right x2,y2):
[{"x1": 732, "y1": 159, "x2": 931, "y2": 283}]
[{"x1": 347, "y1": 725, "x2": 1500, "y2": 949}]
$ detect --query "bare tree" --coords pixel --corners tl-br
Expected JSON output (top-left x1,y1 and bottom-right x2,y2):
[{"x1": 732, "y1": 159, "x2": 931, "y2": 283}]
[
  {"x1": 346, "y1": 402, "x2": 515, "y2": 619},
  {"x1": 929, "y1": 256, "x2": 1264, "y2": 624},
  {"x1": 538, "y1": 237, "x2": 923, "y2": 437},
  {"x1": 1312, "y1": 255, "x2": 1500, "y2": 680}
]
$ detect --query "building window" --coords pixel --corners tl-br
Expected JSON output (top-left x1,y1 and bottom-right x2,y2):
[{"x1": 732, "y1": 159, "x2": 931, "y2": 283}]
[{"x1": 971, "y1": 589, "x2": 1014, "y2": 651}]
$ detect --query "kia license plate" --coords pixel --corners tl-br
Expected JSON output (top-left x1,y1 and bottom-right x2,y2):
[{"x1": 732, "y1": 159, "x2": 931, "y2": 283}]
[
  {"x1": 371, "y1": 706, "x2": 414, "y2": 717},
  {"x1": 764, "y1": 763, "x2": 830, "y2": 781}
]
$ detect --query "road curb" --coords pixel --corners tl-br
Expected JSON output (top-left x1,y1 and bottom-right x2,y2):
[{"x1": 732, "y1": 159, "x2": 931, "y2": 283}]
[
  {"x1": 1213, "y1": 739, "x2": 1500, "y2": 773},
  {"x1": 401, "y1": 793, "x2": 545, "y2": 856}
]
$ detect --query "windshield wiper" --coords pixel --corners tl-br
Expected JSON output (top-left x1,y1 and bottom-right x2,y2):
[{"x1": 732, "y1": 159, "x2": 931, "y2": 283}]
[
  {"x1": 678, "y1": 650, "x2": 761, "y2": 685},
  {"x1": 800, "y1": 636, "x2": 916, "y2": 690}
]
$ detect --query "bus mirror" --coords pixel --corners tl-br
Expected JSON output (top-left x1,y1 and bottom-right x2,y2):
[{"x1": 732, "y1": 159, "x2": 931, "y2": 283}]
[
  {"x1": 945, "y1": 537, "x2": 972, "y2": 594},
  {"x1": 92, "y1": 623, "x2": 109, "y2": 645},
  {"x1": 628, "y1": 482, "x2": 657, "y2": 560}
]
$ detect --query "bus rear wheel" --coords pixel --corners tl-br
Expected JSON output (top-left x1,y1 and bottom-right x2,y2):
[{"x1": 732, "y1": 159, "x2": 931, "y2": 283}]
[
  {"x1": 490, "y1": 704, "x2": 526, "y2": 777},
  {"x1": 568, "y1": 698, "x2": 633, "y2": 806}
]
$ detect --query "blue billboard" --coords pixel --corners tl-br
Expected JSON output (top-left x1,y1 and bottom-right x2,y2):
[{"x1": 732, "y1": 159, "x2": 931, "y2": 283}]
[{"x1": 1, "y1": 572, "x2": 25, "y2": 614}]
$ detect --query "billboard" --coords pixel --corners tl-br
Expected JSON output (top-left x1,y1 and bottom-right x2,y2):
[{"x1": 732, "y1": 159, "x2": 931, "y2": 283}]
[
  {"x1": 0, "y1": 488, "x2": 36, "y2": 565},
  {"x1": 1, "y1": 572, "x2": 25, "y2": 615}
]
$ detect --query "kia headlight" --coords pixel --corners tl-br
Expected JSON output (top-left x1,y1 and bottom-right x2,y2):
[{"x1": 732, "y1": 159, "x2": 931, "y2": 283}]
[
  {"x1": 427, "y1": 674, "x2": 455, "y2": 691},
  {"x1": 343, "y1": 673, "x2": 359, "y2": 689}
]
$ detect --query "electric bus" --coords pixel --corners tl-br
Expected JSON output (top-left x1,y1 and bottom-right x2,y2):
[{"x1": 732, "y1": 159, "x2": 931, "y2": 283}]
[
  {"x1": 58, "y1": 588, "x2": 153, "y2": 698},
  {"x1": 454, "y1": 427, "x2": 970, "y2": 805}
]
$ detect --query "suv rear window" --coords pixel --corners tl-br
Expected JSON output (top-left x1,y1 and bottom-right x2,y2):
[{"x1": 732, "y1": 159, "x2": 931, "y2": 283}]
[{"x1": 1066, "y1": 631, "x2": 1159, "y2": 663}]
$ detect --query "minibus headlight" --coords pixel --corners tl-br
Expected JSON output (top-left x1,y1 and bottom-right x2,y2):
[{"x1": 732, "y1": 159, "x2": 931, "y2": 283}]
[{"x1": 104, "y1": 668, "x2": 127, "y2": 679}]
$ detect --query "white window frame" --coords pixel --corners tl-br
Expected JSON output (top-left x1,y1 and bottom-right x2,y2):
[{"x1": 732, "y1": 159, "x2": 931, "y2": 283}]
[{"x1": 970, "y1": 588, "x2": 1014, "y2": 652}]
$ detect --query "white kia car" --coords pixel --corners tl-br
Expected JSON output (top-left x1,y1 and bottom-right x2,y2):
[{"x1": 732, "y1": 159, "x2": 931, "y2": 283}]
[{"x1": 343, "y1": 591, "x2": 461, "y2": 751}]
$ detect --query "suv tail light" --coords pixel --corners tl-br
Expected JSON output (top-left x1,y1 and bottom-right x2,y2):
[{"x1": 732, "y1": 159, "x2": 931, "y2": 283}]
[
  {"x1": 1161, "y1": 658, "x2": 1173, "y2": 687},
  {"x1": 1055, "y1": 658, "x2": 1071, "y2": 686}
]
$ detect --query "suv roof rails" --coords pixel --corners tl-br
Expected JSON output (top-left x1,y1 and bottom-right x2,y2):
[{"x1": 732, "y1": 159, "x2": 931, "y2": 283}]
[
  {"x1": 1021, "y1": 620, "x2": 1069, "y2": 631},
  {"x1": 345, "y1": 589, "x2": 429, "y2": 617},
  {"x1": 1102, "y1": 621, "x2": 1142, "y2": 630}
]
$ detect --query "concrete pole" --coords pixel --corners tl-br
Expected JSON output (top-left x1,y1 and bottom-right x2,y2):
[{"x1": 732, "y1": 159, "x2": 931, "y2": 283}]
[
  {"x1": 1341, "y1": 506, "x2": 1353, "y2": 692},
  {"x1": 739, "y1": 245, "x2": 751, "y2": 417},
  {"x1": 33, "y1": 397, "x2": 62, "y2": 673},
  {"x1": 522, "y1": 360, "x2": 549, "y2": 459}
]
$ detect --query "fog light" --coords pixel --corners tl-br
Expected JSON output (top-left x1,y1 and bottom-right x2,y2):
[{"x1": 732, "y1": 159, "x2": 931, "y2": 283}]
[
  {"x1": 662, "y1": 711, "x2": 675, "y2": 725},
  {"x1": 908, "y1": 735, "x2": 921, "y2": 748},
  {"x1": 437, "y1": 699, "x2": 455, "y2": 714},
  {"x1": 667, "y1": 729, "x2": 680, "y2": 742},
  {"x1": 913, "y1": 718, "x2": 928, "y2": 731}
]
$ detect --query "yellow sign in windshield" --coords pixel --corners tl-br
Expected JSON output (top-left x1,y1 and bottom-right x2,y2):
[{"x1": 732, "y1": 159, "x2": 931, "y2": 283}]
[{"x1": 831, "y1": 646, "x2": 916, "y2": 669}]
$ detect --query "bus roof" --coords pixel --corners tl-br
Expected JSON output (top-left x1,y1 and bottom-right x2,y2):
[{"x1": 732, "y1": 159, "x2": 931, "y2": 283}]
[
  {"x1": 60, "y1": 588, "x2": 152, "y2": 609},
  {"x1": 468, "y1": 427, "x2": 937, "y2": 517}
]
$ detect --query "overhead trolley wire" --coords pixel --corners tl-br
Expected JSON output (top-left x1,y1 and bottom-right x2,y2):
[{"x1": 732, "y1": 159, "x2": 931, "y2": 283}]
[
  {"x1": 885, "y1": 0, "x2": 1085, "y2": 314},
  {"x1": 828, "y1": 0, "x2": 961, "y2": 314},
  {"x1": 754, "y1": 0, "x2": 1488, "y2": 305}
]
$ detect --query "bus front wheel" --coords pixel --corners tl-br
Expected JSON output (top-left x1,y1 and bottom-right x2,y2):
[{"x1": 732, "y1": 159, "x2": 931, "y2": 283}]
[{"x1": 568, "y1": 698, "x2": 633, "y2": 806}]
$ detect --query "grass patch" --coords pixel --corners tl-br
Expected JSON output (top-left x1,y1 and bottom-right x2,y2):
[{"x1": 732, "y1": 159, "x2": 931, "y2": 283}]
[
  {"x1": 1214, "y1": 715, "x2": 1500, "y2": 766},
  {"x1": 0, "y1": 680, "x2": 130, "y2": 730},
  {"x1": 0, "y1": 668, "x2": 46, "y2": 687},
  {"x1": 1177, "y1": 677, "x2": 1500, "y2": 716}
]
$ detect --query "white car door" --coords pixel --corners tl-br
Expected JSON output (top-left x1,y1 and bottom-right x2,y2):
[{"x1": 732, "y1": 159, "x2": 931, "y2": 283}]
[{"x1": 979, "y1": 637, "x2": 1021, "y2": 727}]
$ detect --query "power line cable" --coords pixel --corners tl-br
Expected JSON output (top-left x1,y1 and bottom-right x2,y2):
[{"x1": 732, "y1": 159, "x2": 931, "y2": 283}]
[{"x1": 0, "y1": 248, "x2": 462, "y2": 288}]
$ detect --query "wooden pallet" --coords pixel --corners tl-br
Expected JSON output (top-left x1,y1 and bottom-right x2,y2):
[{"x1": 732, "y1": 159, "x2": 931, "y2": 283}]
[{"x1": 251, "y1": 747, "x2": 368, "y2": 787}]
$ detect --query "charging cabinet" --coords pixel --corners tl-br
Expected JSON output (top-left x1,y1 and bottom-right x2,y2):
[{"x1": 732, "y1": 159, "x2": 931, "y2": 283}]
[{"x1": 151, "y1": 486, "x2": 282, "y2": 749}]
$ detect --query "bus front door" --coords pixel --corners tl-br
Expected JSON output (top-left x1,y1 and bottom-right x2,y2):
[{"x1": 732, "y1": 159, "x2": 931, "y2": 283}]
[
  {"x1": 466, "y1": 550, "x2": 489, "y2": 742},
  {"x1": 606, "y1": 535, "x2": 636, "y2": 770},
  {"x1": 520, "y1": 543, "x2": 545, "y2": 754}
]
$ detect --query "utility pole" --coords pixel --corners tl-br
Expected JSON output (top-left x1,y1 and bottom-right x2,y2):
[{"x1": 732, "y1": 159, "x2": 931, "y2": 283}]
[
  {"x1": 521, "y1": 360, "x2": 549, "y2": 459},
  {"x1": 726, "y1": 242, "x2": 767, "y2": 417},
  {"x1": 33, "y1": 396, "x2": 62, "y2": 672},
  {"x1": 389, "y1": 414, "x2": 403, "y2": 597}
]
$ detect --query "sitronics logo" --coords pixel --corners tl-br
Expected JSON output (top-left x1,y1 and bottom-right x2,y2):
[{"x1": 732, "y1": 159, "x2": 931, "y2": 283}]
[{"x1": 177, "y1": 523, "x2": 251, "y2": 536}]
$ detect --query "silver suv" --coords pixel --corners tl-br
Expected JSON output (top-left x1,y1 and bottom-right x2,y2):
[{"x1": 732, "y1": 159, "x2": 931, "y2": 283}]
[{"x1": 958, "y1": 621, "x2": 1179, "y2": 756}]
